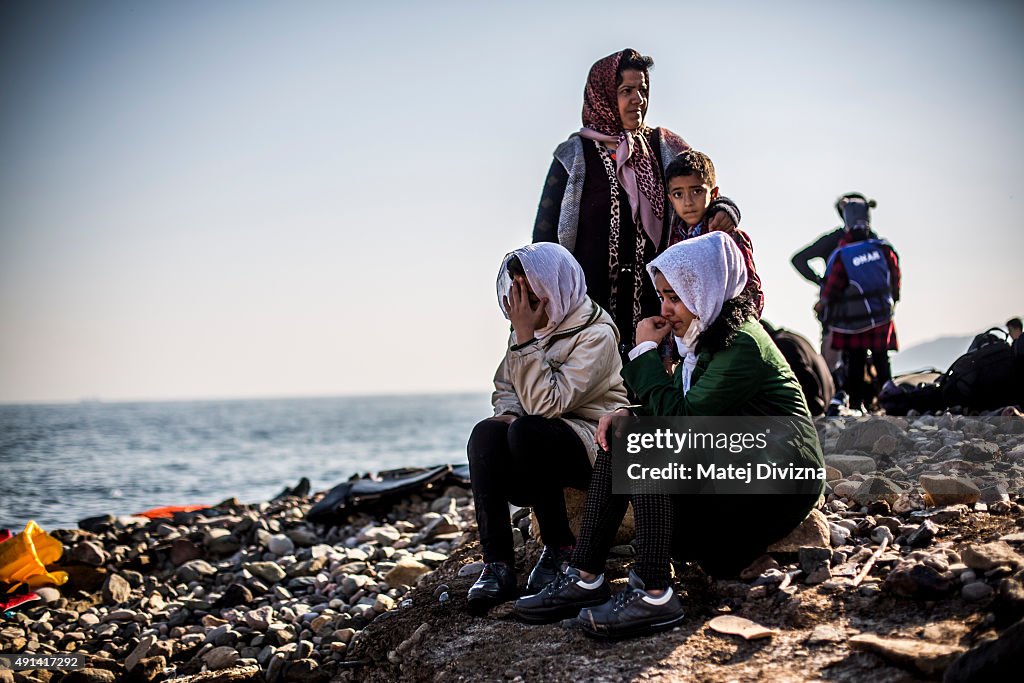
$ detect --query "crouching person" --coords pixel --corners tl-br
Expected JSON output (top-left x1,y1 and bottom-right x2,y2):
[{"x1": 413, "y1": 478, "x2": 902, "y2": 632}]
[
  {"x1": 466, "y1": 243, "x2": 628, "y2": 613},
  {"x1": 515, "y1": 232, "x2": 825, "y2": 637}
]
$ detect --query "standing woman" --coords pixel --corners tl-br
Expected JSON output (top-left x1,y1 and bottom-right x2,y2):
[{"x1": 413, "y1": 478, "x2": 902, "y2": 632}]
[
  {"x1": 533, "y1": 48, "x2": 739, "y2": 356},
  {"x1": 466, "y1": 243, "x2": 628, "y2": 613}
]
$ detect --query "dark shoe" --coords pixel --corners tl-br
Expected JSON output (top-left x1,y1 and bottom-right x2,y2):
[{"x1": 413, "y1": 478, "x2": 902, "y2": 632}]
[
  {"x1": 514, "y1": 567, "x2": 611, "y2": 624},
  {"x1": 825, "y1": 390, "x2": 848, "y2": 417},
  {"x1": 467, "y1": 562, "x2": 518, "y2": 614},
  {"x1": 526, "y1": 545, "x2": 572, "y2": 594},
  {"x1": 578, "y1": 570, "x2": 685, "y2": 639}
]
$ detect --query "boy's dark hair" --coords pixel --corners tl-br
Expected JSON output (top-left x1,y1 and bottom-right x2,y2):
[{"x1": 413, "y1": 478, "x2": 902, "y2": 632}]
[
  {"x1": 664, "y1": 150, "x2": 717, "y2": 188},
  {"x1": 696, "y1": 288, "x2": 759, "y2": 355},
  {"x1": 617, "y1": 49, "x2": 654, "y2": 86},
  {"x1": 506, "y1": 255, "x2": 526, "y2": 278},
  {"x1": 1008, "y1": 317, "x2": 1023, "y2": 332}
]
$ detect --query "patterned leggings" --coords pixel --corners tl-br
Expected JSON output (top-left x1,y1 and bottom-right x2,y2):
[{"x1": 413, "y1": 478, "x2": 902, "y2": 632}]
[{"x1": 570, "y1": 450, "x2": 675, "y2": 589}]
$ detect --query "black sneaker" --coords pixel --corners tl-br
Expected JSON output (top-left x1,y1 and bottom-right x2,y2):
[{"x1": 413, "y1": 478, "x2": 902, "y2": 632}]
[
  {"x1": 513, "y1": 567, "x2": 611, "y2": 624},
  {"x1": 525, "y1": 545, "x2": 572, "y2": 594},
  {"x1": 467, "y1": 562, "x2": 518, "y2": 614},
  {"x1": 578, "y1": 570, "x2": 685, "y2": 639}
]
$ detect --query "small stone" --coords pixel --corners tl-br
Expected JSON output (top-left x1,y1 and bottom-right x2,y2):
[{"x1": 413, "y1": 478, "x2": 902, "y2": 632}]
[
  {"x1": 333, "y1": 628, "x2": 356, "y2": 644},
  {"x1": 906, "y1": 520, "x2": 939, "y2": 548},
  {"x1": 203, "y1": 645, "x2": 240, "y2": 670},
  {"x1": 177, "y1": 559, "x2": 217, "y2": 582},
  {"x1": 833, "y1": 481, "x2": 861, "y2": 499},
  {"x1": 884, "y1": 562, "x2": 954, "y2": 599},
  {"x1": 825, "y1": 454, "x2": 878, "y2": 477},
  {"x1": 285, "y1": 527, "x2": 320, "y2": 547},
  {"x1": 893, "y1": 491, "x2": 926, "y2": 514},
  {"x1": 806, "y1": 624, "x2": 845, "y2": 644},
  {"x1": 34, "y1": 587, "x2": 62, "y2": 603},
  {"x1": 871, "y1": 526, "x2": 895, "y2": 546},
  {"x1": 836, "y1": 418, "x2": 907, "y2": 453},
  {"x1": 457, "y1": 561, "x2": 484, "y2": 577},
  {"x1": 61, "y1": 668, "x2": 116, "y2": 682},
  {"x1": 358, "y1": 525, "x2": 402, "y2": 544},
  {"x1": 962, "y1": 542, "x2": 1022, "y2": 570},
  {"x1": 267, "y1": 534, "x2": 295, "y2": 556},
  {"x1": 707, "y1": 615, "x2": 777, "y2": 640},
  {"x1": 825, "y1": 466, "x2": 843, "y2": 481},
  {"x1": 799, "y1": 547, "x2": 832, "y2": 575},
  {"x1": 872, "y1": 434, "x2": 900, "y2": 456},
  {"x1": 805, "y1": 565, "x2": 833, "y2": 585},
  {"x1": 961, "y1": 441, "x2": 999, "y2": 462},
  {"x1": 373, "y1": 594, "x2": 396, "y2": 613},
  {"x1": 767, "y1": 509, "x2": 830, "y2": 552},
  {"x1": 102, "y1": 573, "x2": 132, "y2": 605},
  {"x1": 68, "y1": 540, "x2": 109, "y2": 566},
  {"x1": 168, "y1": 539, "x2": 203, "y2": 566},
  {"x1": 244, "y1": 561, "x2": 288, "y2": 583},
  {"x1": 852, "y1": 477, "x2": 904, "y2": 506},
  {"x1": 739, "y1": 555, "x2": 780, "y2": 581},
  {"x1": 285, "y1": 658, "x2": 319, "y2": 680},
  {"x1": 125, "y1": 634, "x2": 156, "y2": 672},
  {"x1": 829, "y1": 523, "x2": 852, "y2": 548},
  {"x1": 919, "y1": 474, "x2": 981, "y2": 506},
  {"x1": 245, "y1": 606, "x2": 275, "y2": 631},
  {"x1": 384, "y1": 558, "x2": 431, "y2": 588},
  {"x1": 215, "y1": 583, "x2": 253, "y2": 608},
  {"x1": 962, "y1": 582, "x2": 995, "y2": 602},
  {"x1": 849, "y1": 634, "x2": 963, "y2": 677}
]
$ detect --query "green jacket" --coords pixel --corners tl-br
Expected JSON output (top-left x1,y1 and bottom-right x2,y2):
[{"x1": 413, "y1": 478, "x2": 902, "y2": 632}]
[
  {"x1": 622, "y1": 318, "x2": 825, "y2": 483},
  {"x1": 623, "y1": 318, "x2": 811, "y2": 418}
]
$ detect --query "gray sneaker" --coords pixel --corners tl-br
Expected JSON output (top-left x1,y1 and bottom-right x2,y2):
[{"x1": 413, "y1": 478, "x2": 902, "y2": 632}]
[
  {"x1": 513, "y1": 567, "x2": 611, "y2": 624},
  {"x1": 578, "y1": 570, "x2": 685, "y2": 639}
]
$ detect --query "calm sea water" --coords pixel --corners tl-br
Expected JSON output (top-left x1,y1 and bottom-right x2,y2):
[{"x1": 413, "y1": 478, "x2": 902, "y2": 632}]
[{"x1": 0, "y1": 393, "x2": 491, "y2": 532}]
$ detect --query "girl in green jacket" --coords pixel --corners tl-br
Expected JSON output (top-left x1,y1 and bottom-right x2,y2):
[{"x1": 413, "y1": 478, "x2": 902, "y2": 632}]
[{"x1": 515, "y1": 231, "x2": 824, "y2": 639}]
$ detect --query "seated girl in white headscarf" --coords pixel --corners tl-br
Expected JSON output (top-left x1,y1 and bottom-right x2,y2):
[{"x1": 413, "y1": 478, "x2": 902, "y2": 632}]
[
  {"x1": 515, "y1": 232, "x2": 824, "y2": 638},
  {"x1": 466, "y1": 242, "x2": 629, "y2": 613}
]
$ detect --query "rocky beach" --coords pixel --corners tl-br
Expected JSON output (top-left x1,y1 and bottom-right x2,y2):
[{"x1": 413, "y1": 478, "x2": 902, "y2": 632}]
[{"x1": 2, "y1": 413, "x2": 1024, "y2": 682}]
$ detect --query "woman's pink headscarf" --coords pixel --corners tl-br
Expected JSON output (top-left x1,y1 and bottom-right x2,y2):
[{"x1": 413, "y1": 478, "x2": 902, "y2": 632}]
[{"x1": 579, "y1": 49, "x2": 665, "y2": 247}]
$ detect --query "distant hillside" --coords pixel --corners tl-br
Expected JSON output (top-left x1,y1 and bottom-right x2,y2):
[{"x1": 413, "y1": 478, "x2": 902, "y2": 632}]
[{"x1": 890, "y1": 335, "x2": 975, "y2": 375}]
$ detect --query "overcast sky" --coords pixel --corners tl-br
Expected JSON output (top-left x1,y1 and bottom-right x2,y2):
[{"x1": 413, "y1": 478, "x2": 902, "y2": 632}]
[{"x1": 1, "y1": 0, "x2": 1021, "y2": 403}]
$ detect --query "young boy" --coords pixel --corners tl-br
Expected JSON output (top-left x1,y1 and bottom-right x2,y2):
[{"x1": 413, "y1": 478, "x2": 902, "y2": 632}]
[{"x1": 664, "y1": 150, "x2": 763, "y2": 313}]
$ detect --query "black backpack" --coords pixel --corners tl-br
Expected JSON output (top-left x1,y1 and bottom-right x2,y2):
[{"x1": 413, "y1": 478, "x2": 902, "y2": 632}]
[
  {"x1": 941, "y1": 329, "x2": 1019, "y2": 411},
  {"x1": 761, "y1": 322, "x2": 835, "y2": 416},
  {"x1": 967, "y1": 327, "x2": 1008, "y2": 353}
]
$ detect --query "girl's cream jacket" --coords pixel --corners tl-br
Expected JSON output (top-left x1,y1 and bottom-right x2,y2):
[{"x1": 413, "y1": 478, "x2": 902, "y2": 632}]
[{"x1": 491, "y1": 298, "x2": 629, "y2": 464}]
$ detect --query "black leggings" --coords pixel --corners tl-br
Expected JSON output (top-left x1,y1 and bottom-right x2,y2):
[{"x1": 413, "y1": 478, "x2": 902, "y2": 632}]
[
  {"x1": 467, "y1": 416, "x2": 592, "y2": 565},
  {"x1": 845, "y1": 348, "x2": 892, "y2": 410}
]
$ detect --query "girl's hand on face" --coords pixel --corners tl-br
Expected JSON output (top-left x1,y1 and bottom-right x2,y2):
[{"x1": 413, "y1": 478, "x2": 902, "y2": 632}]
[
  {"x1": 635, "y1": 316, "x2": 672, "y2": 345},
  {"x1": 596, "y1": 408, "x2": 632, "y2": 452},
  {"x1": 504, "y1": 279, "x2": 548, "y2": 345}
]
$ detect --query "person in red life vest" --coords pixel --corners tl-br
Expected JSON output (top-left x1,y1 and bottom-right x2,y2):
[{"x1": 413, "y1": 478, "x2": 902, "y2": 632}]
[
  {"x1": 792, "y1": 192, "x2": 878, "y2": 376},
  {"x1": 814, "y1": 196, "x2": 900, "y2": 413}
]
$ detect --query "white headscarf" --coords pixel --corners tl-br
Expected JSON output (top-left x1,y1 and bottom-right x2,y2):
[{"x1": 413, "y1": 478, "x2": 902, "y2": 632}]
[
  {"x1": 496, "y1": 242, "x2": 589, "y2": 340},
  {"x1": 646, "y1": 231, "x2": 748, "y2": 393}
]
